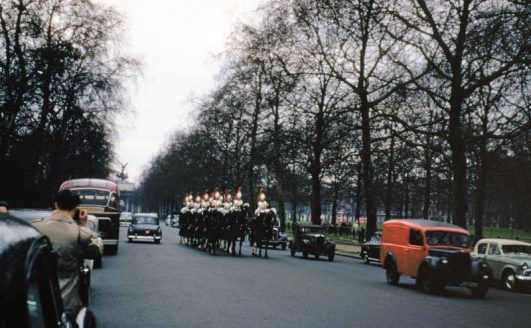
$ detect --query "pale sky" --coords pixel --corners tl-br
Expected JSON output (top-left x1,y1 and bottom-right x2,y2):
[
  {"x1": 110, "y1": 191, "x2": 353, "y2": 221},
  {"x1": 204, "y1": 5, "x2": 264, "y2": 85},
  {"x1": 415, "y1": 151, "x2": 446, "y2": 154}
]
[{"x1": 100, "y1": 0, "x2": 265, "y2": 183}]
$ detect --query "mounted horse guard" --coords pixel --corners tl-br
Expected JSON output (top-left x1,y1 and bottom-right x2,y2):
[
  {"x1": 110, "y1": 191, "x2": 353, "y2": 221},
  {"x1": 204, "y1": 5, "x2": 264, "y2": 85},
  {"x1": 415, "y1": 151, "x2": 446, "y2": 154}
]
[
  {"x1": 251, "y1": 188, "x2": 276, "y2": 258},
  {"x1": 221, "y1": 190, "x2": 233, "y2": 254},
  {"x1": 190, "y1": 194, "x2": 202, "y2": 247},
  {"x1": 179, "y1": 193, "x2": 193, "y2": 245},
  {"x1": 206, "y1": 189, "x2": 224, "y2": 255},
  {"x1": 228, "y1": 187, "x2": 249, "y2": 256}
]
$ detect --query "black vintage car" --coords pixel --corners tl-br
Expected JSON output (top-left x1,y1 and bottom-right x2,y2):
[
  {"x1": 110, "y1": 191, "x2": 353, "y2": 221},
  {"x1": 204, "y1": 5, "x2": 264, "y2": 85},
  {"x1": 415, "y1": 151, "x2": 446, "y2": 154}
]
[
  {"x1": 270, "y1": 218, "x2": 288, "y2": 250},
  {"x1": 360, "y1": 232, "x2": 381, "y2": 264},
  {"x1": 0, "y1": 213, "x2": 95, "y2": 327},
  {"x1": 128, "y1": 213, "x2": 162, "y2": 244},
  {"x1": 290, "y1": 224, "x2": 336, "y2": 261}
]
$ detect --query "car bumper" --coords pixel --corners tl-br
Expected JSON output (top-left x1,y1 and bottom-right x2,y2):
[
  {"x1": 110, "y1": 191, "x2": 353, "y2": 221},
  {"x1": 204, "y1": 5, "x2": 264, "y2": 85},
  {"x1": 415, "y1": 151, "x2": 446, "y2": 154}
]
[
  {"x1": 128, "y1": 234, "x2": 162, "y2": 241},
  {"x1": 102, "y1": 239, "x2": 119, "y2": 246},
  {"x1": 516, "y1": 275, "x2": 531, "y2": 286}
]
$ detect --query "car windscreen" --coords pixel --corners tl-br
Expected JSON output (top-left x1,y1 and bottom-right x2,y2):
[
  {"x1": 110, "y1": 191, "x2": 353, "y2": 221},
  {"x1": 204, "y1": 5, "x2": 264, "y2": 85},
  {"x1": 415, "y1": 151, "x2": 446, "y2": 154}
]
[
  {"x1": 502, "y1": 245, "x2": 531, "y2": 255},
  {"x1": 132, "y1": 217, "x2": 158, "y2": 225},
  {"x1": 425, "y1": 231, "x2": 469, "y2": 248},
  {"x1": 71, "y1": 189, "x2": 111, "y2": 207}
]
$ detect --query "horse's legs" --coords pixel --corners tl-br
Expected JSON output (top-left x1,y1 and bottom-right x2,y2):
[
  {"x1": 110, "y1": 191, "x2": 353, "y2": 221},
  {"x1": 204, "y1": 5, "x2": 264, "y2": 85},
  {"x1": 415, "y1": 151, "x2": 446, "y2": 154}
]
[{"x1": 264, "y1": 239, "x2": 269, "y2": 258}]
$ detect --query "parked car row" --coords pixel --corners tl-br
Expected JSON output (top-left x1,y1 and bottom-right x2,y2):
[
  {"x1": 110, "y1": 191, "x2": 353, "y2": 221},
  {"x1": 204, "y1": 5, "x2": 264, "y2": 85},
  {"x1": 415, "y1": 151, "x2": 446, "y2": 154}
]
[{"x1": 360, "y1": 219, "x2": 530, "y2": 296}]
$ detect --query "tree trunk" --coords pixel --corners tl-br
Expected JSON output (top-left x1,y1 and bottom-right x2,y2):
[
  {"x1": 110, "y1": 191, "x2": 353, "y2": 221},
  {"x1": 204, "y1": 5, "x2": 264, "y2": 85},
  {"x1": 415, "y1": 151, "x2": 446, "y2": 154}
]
[
  {"x1": 355, "y1": 164, "x2": 363, "y2": 223},
  {"x1": 331, "y1": 181, "x2": 339, "y2": 225},
  {"x1": 310, "y1": 108, "x2": 324, "y2": 225},
  {"x1": 404, "y1": 175, "x2": 409, "y2": 219},
  {"x1": 449, "y1": 93, "x2": 468, "y2": 228},
  {"x1": 272, "y1": 96, "x2": 286, "y2": 232},
  {"x1": 361, "y1": 104, "x2": 377, "y2": 236},
  {"x1": 474, "y1": 110, "x2": 490, "y2": 242},
  {"x1": 423, "y1": 113, "x2": 433, "y2": 220},
  {"x1": 384, "y1": 131, "x2": 395, "y2": 220},
  {"x1": 248, "y1": 72, "x2": 263, "y2": 211}
]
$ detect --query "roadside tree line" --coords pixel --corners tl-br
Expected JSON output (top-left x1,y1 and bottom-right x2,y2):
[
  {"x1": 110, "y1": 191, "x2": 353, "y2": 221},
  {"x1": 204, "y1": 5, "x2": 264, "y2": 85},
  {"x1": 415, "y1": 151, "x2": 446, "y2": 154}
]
[
  {"x1": 139, "y1": 0, "x2": 530, "y2": 239},
  {"x1": 0, "y1": 0, "x2": 138, "y2": 207}
]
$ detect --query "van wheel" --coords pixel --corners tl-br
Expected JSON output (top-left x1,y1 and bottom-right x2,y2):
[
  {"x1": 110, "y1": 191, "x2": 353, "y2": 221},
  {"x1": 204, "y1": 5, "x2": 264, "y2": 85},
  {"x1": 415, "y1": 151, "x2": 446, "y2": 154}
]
[
  {"x1": 328, "y1": 253, "x2": 335, "y2": 262},
  {"x1": 303, "y1": 251, "x2": 308, "y2": 258},
  {"x1": 106, "y1": 245, "x2": 118, "y2": 255},
  {"x1": 386, "y1": 262, "x2": 400, "y2": 285},
  {"x1": 282, "y1": 244, "x2": 287, "y2": 250},
  {"x1": 362, "y1": 253, "x2": 370, "y2": 264},
  {"x1": 420, "y1": 270, "x2": 444, "y2": 294},
  {"x1": 94, "y1": 257, "x2": 102, "y2": 269},
  {"x1": 290, "y1": 248, "x2": 295, "y2": 256}
]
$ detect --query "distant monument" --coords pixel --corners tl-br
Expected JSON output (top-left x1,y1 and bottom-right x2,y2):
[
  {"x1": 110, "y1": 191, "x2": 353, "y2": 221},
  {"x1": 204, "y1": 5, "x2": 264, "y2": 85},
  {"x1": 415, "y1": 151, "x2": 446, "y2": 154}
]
[{"x1": 116, "y1": 162, "x2": 128, "y2": 181}]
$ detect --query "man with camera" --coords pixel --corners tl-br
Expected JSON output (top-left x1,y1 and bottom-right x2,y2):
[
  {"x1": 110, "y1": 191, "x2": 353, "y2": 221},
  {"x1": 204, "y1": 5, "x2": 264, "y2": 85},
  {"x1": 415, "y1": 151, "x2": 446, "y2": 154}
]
[{"x1": 32, "y1": 189, "x2": 103, "y2": 313}]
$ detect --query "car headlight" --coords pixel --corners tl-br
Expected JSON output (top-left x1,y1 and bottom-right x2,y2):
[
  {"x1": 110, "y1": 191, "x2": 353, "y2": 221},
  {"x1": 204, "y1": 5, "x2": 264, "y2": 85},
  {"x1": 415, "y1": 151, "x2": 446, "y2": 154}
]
[
  {"x1": 521, "y1": 262, "x2": 529, "y2": 270},
  {"x1": 441, "y1": 256, "x2": 448, "y2": 264}
]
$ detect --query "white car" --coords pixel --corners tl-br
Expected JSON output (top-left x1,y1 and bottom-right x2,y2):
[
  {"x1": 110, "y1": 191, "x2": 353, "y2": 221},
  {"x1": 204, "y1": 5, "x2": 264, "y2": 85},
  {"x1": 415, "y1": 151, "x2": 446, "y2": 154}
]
[{"x1": 119, "y1": 211, "x2": 132, "y2": 226}]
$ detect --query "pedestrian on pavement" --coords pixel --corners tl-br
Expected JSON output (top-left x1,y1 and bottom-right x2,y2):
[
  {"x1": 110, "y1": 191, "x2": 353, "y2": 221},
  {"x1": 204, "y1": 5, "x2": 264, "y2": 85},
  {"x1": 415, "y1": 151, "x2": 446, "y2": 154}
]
[{"x1": 32, "y1": 189, "x2": 102, "y2": 313}]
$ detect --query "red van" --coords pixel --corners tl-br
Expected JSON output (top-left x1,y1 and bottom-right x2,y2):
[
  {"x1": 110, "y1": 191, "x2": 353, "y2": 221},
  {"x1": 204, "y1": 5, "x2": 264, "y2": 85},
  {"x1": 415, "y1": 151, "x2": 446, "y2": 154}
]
[{"x1": 380, "y1": 219, "x2": 491, "y2": 297}]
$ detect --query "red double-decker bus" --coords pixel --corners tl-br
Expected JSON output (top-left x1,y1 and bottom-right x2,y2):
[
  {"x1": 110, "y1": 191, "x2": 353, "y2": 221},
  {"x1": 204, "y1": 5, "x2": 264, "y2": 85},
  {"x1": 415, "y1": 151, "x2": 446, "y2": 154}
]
[{"x1": 60, "y1": 178, "x2": 121, "y2": 255}]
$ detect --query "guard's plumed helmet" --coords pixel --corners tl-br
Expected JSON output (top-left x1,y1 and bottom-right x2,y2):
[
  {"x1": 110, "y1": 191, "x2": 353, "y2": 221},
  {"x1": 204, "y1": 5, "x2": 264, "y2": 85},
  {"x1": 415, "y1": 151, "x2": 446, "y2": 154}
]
[
  {"x1": 225, "y1": 190, "x2": 232, "y2": 202},
  {"x1": 213, "y1": 188, "x2": 221, "y2": 200},
  {"x1": 257, "y1": 187, "x2": 266, "y2": 202}
]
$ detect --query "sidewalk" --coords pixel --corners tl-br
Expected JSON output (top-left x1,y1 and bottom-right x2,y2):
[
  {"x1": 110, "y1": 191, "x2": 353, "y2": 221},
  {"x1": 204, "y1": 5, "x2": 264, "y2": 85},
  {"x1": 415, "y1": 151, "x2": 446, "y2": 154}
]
[{"x1": 335, "y1": 243, "x2": 361, "y2": 258}]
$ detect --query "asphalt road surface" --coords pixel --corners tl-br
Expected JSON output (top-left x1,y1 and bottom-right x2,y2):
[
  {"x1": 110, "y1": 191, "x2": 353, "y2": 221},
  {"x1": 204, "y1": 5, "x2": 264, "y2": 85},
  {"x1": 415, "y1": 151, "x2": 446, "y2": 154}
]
[{"x1": 91, "y1": 225, "x2": 531, "y2": 328}]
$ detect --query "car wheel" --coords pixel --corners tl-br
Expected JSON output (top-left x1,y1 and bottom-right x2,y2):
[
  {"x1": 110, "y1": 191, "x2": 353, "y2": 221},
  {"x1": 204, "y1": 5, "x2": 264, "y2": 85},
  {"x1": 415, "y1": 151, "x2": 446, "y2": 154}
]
[
  {"x1": 128, "y1": 238, "x2": 132, "y2": 243},
  {"x1": 385, "y1": 262, "x2": 400, "y2": 285},
  {"x1": 303, "y1": 251, "x2": 308, "y2": 258},
  {"x1": 105, "y1": 245, "x2": 118, "y2": 255},
  {"x1": 503, "y1": 270, "x2": 518, "y2": 291},
  {"x1": 315, "y1": 254, "x2": 320, "y2": 260},
  {"x1": 328, "y1": 253, "x2": 335, "y2": 262},
  {"x1": 420, "y1": 270, "x2": 443, "y2": 294},
  {"x1": 290, "y1": 248, "x2": 295, "y2": 256},
  {"x1": 155, "y1": 239, "x2": 161, "y2": 244},
  {"x1": 281, "y1": 244, "x2": 286, "y2": 250},
  {"x1": 362, "y1": 253, "x2": 370, "y2": 264},
  {"x1": 470, "y1": 282, "x2": 489, "y2": 298}
]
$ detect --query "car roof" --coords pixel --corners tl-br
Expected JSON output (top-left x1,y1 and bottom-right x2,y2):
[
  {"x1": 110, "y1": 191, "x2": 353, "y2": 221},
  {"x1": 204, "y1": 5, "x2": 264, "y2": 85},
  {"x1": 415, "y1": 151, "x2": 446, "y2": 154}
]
[
  {"x1": 133, "y1": 213, "x2": 158, "y2": 217},
  {"x1": 60, "y1": 178, "x2": 119, "y2": 193},
  {"x1": 385, "y1": 219, "x2": 466, "y2": 230},
  {"x1": 9, "y1": 209, "x2": 52, "y2": 224},
  {"x1": 476, "y1": 238, "x2": 531, "y2": 246},
  {"x1": 297, "y1": 224, "x2": 323, "y2": 229}
]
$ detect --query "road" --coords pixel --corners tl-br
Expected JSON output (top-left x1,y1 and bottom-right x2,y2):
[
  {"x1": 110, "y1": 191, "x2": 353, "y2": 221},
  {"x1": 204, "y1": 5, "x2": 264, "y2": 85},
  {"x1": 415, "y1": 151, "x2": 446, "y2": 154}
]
[{"x1": 91, "y1": 225, "x2": 531, "y2": 328}]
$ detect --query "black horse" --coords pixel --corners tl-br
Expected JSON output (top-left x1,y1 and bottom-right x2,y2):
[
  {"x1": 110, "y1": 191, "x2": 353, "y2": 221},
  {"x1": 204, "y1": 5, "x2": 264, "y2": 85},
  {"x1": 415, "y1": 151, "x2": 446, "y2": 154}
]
[
  {"x1": 250, "y1": 210, "x2": 275, "y2": 258},
  {"x1": 227, "y1": 208, "x2": 249, "y2": 256}
]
